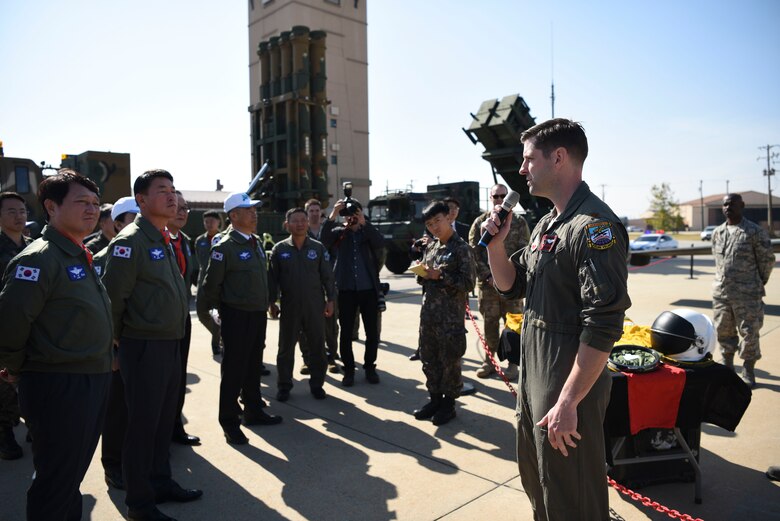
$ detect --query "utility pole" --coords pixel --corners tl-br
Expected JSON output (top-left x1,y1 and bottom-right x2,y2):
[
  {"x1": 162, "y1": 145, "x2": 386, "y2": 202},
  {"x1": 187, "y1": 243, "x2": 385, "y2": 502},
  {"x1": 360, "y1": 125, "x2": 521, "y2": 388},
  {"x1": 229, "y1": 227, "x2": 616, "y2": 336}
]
[
  {"x1": 699, "y1": 180, "x2": 704, "y2": 230},
  {"x1": 758, "y1": 144, "x2": 779, "y2": 237},
  {"x1": 726, "y1": 179, "x2": 729, "y2": 194},
  {"x1": 550, "y1": 22, "x2": 555, "y2": 119},
  {"x1": 599, "y1": 184, "x2": 606, "y2": 201}
]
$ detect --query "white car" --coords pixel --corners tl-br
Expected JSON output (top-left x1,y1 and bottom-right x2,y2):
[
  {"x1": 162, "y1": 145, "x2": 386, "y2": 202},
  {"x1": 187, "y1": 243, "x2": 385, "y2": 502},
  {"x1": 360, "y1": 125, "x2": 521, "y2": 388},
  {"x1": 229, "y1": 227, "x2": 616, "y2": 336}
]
[
  {"x1": 700, "y1": 225, "x2": 717, "y2": 241},
  {"x1": 629, "y1": 233, "x2": 679, "y2": 252}
]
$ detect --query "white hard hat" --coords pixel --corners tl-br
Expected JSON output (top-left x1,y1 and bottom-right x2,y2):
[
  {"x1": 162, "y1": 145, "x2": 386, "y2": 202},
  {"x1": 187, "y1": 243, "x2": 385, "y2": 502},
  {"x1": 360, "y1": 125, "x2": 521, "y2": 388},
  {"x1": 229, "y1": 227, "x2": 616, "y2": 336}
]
[{"x1": 111, "y1": 196, "x2": 140, "y2": 221}]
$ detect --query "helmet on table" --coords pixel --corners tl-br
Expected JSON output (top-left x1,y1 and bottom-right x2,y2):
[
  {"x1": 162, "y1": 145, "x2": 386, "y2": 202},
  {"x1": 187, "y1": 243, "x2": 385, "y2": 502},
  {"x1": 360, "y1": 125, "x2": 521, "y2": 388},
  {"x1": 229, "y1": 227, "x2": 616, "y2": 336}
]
[{"x1": 650, "y1": 309, "x2": 716, "y2": 362}]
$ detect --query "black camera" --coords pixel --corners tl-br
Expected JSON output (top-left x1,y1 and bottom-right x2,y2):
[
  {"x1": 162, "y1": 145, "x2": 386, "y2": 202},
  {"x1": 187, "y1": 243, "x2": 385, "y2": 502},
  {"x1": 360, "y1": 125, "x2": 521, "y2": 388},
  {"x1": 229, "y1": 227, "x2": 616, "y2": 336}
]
[{"x1": 339, "y1": 182, "x2": 362, "y2": 217}]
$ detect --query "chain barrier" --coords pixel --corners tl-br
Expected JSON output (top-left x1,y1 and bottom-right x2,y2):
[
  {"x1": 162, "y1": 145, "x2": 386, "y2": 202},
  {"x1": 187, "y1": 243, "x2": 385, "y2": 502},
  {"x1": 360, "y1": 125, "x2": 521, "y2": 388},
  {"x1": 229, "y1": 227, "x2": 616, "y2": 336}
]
[{"x1": 464, "y1": 303, "x2": 703, "y2": 520}]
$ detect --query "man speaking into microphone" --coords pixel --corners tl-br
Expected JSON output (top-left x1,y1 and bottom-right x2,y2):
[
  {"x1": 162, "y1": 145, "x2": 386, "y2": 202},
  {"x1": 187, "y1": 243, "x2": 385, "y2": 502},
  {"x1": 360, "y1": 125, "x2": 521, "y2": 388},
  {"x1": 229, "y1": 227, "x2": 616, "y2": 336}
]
[{"x1": 481, "y1": 119, "x2": 630, "y2": 521}]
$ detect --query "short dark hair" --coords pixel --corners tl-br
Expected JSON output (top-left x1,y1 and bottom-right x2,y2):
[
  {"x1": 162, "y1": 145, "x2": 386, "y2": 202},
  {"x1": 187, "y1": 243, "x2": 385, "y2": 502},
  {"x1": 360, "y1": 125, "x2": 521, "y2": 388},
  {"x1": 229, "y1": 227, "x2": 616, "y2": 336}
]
[
  {"x1": 422, "y1": 200, "x2": 450, "y2": 221},
  {"x1": 115, "y1": 212, "x2": 136, "y2": 224},
  {"x1": 304, "y1": 198, "x2": 321, "y2": 211},
  {"x1": 0, "y1": 191, "x2": 26, "y2": 211},
  {"x1": 443, "y1": 196, "x2": 460, "y2": 208},
  {"x1": 99, "y1": 203, "x2": 113, "y2": 222},
  {"x1": 521, "y1": 118, "x2": 588, "y2": 165},
  {"x1": 38, "y1": 169, "x2": 100, "y2": 222},
  {"x1": 133, "y1": 169, "x2": 174, "y2": 195},
  {"x1": 285, "y1": 207, "x2": 307, "y2": 221},
  {"x1": 203, "y1": 210, "x2": 221, "y2": 219}
]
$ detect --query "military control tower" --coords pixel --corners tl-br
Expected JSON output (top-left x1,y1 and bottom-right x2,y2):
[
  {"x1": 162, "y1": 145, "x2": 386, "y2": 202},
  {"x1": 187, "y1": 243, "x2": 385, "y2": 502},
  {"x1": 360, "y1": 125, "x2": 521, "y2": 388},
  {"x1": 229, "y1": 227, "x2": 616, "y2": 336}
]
[{"x1": 248, "y1": 0, "x2": 369, "y2": 210}]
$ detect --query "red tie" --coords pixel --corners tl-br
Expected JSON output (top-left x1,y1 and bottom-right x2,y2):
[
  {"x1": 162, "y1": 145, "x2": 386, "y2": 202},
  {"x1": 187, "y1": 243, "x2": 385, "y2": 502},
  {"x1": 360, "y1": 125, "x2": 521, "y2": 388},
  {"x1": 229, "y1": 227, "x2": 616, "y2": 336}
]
[
  {"x1": 161, "y1": 229, "x2": 171, "y2": 246},
  {"x1": 170, "y1": 234, "x2": 186, "y2": 277},
  {"x1": 65, "y1": 234, "x2": 93, "y2": 268}
]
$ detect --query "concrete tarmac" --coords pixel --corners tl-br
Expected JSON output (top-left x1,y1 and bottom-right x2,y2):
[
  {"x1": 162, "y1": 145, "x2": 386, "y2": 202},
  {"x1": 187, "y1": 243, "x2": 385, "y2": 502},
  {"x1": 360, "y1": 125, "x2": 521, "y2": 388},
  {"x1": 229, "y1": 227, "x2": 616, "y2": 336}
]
[{"x1": 1, "y1": 254, "x2": 779, "y2": 520}]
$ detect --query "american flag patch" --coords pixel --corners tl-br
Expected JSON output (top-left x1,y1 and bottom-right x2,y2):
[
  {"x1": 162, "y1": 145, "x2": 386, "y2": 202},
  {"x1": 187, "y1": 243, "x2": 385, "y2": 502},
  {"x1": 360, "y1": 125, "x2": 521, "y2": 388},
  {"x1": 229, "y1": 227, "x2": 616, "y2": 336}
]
[
  {"x1": 15, "y1": 265, "x2": 40, "y2": 282},
  {"x1": 112, "y1": 245, "x2": 132, "y2": 258}
]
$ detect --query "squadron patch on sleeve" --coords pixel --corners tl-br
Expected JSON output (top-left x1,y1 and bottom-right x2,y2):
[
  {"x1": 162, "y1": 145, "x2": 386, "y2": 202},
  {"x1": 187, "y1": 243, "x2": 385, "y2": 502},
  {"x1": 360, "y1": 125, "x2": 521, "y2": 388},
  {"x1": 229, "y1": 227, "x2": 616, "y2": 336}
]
[{"x1": 585, "y1": 221, "x2": 616, "y2": 250}]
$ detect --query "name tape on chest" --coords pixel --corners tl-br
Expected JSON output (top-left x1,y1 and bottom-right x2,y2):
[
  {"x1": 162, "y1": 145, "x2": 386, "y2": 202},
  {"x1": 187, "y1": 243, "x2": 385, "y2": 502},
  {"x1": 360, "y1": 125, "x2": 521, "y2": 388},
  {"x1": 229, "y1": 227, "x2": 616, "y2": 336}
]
[
  {"x1": 585, "y1": 221, "x2": 616, "y2": 250},
  {"x1": 67, "y1": 264, "x2": 87, "y2": 281},
  {"x1": 15, "y1": 265, "x2": 40, "y2": 282},
  {"x1": 112, "y1": 245, "x2": 132, "y2": 258}
]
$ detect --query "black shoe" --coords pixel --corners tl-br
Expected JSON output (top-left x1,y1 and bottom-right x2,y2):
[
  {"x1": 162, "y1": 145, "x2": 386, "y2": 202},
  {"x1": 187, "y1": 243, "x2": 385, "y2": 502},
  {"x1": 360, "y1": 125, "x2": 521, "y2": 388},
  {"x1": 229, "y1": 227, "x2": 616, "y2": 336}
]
[
  {"x1": 276, "y1": 389, "x2": 290, "y2": 402},
  {"x1": 311, "y1": 387, "x2": 327, "y2": 400},
  {"x1": 328, "y1": 360, "x2": 340, "y2": 374},
  {"x1": 260, "y1": 364, "x2": 271, "y2": 376},
  {"x1": 432, "y1": 396, "x2": 456, "y2": 426},
  {"x1": 365, "y1": 367, "x2": 380, "y2": 384},
  {"x1": 0, "y1": 427, "x2": 23, "y2": 460},
  {"x1": 155, "y1": 482, "x2": 203, "y2": 503},
  {"x1": 211, "y1": 343, "x2": 221, "y2": 356},
  {"x1": 409, "y1": 351, "x2": 420, "y2": 361},
  {"x1": 243, "y1": 410, "x2": 282, "y2": 426},
  {"x1": 767, "y1": 466, "x2": 780, "y2": 482},
  {"x1": 105, "y1": 470, "x2": 125, "y2": 490},
  {"x1": 171, "y1": 431, "x2": 201, "y2": 446},
  {"x1": 342, "y1": 372, "x2": 355, "y2": 387},
  {"x1": 413, "y1": 393, "x2": 442, "y2": 420},
  {"x1": 223, "y1": 426, "x2": 249, "y2": 445},
  {"x1": 128, "y1": 506, "x2": 177, "y2": 521}
]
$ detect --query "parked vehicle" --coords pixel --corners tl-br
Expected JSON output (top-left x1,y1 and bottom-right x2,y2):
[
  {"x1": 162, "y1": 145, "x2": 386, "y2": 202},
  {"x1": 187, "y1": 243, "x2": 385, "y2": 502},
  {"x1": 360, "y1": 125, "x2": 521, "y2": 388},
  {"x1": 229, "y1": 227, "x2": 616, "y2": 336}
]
[
  {"x1": 629, "y1": 233, "x2": 679, "y2": 252},
  {"x1": 700, "y1": 225, "x2": 717, "y2": 241}
]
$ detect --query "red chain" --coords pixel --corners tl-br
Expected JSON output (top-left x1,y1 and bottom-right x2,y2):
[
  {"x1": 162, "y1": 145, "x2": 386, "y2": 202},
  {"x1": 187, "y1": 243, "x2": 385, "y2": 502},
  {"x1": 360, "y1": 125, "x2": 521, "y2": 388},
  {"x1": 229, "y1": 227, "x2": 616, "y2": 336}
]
[
  {"x1": 465, "y1": 303, "x2": 703, "y2": 521},
  {"x1": 464, "y1": 303, "x2": 517, "y2": 398},
  {"x1": 607, "y1": 478, "x2": 704, "y2": 521}
]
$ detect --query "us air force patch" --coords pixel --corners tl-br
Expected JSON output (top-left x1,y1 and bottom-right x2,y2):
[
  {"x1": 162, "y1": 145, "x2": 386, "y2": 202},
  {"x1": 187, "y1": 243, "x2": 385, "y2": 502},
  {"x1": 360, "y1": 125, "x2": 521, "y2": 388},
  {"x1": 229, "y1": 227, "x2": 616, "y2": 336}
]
[
  {"x1": 585, "y1": 221, "x2": 616, "y2": 250},
  {"x1": 307, "y1": 249, "x2": 318, "y2": 260},
  {"x1": 15, "y1": 265, "x2": 40, "y2": 281},
  {"x1": 211, "y1": 251, "x2": 224, "y2": 262},
  {"x1": 113, "y1": 245, "x2": 132, "y2": 258},
  {"x1": 67, "y1": 265, "x2": 87, "y2": 281}
]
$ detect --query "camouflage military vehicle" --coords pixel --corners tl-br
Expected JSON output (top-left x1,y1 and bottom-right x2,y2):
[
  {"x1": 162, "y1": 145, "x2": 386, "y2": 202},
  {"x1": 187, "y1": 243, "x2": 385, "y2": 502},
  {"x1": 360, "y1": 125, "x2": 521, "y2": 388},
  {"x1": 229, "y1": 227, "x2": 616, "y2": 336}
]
[{"x1": 367, "y1": 181, "x2": 481, "y2": 274}]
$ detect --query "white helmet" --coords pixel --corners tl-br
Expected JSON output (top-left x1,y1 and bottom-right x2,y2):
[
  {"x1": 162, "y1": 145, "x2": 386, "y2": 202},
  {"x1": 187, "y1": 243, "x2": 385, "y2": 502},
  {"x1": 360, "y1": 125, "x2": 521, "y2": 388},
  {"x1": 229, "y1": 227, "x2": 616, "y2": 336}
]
[{"x1": 650, "y1": 308, "x2": 716, "y2": 362}]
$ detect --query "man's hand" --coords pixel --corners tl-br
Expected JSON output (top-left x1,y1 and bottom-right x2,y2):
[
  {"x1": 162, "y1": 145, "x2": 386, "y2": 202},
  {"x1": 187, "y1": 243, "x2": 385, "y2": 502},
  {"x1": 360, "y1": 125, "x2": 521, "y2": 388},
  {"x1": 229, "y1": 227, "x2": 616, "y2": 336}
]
[
  {"x1": 111, "y1": 340, "x2": 120, "y2": 372},
  {"x1": 329, "y1": 200, "x2": 346, "y2": 220},
  {"x1": 0, "y1": 368, "x2": 18, "y2": 384},
  {"x1": 269, "y1": 303, "x2": 280, "y2": 319},
  {"x1": 536, "y1": 401, "x2": 581, "y2": 457},
  {"x1": 324, "y1": 301, "x2": 334, "y2": 317},
  {"x1": 424, "y1": 266, "x2": 441, "y2": 280},
  {"x1": 355, "y1": 208, "x2": 366, "y2": 227},
  {"x1": 480, "y1": 205, "x2": 513, "y2": 246}
]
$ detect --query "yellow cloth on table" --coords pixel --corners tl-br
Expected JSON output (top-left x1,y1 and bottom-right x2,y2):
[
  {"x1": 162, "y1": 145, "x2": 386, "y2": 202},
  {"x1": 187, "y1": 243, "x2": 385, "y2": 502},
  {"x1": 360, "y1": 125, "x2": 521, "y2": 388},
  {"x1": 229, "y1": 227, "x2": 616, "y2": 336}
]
[
  {"x1": 615, "y1": 322, "x2": 652, "y2": 347},
  {"x1": 505, "y1": 313, "x2": 523, "y2": 333}
]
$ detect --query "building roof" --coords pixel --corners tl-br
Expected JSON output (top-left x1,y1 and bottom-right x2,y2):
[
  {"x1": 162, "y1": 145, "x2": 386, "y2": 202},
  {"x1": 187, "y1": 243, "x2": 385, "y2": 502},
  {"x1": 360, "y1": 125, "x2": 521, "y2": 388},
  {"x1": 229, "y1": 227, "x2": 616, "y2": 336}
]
[
  {"x1": 680, "y1": 190, "x2": 780, "y2": 207},
  {"x1": 178, "y1": 190, "x2": 229, "y2": 210}
]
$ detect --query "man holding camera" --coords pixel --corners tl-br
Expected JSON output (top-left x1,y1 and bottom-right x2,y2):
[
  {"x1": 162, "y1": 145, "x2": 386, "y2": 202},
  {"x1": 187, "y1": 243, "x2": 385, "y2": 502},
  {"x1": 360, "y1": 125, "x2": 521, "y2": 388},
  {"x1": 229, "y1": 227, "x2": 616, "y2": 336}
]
[{"x1": 321, "y1": 187, "x2": 385, "y2": 387}]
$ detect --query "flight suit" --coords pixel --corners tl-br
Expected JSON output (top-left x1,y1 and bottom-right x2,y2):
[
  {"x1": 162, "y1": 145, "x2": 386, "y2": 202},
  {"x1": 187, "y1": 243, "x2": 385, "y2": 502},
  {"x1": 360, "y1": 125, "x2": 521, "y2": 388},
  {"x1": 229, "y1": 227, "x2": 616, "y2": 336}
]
[
  {"x1": 711, "y1": 218, "x2": 775, "y2": 361},
  {"x1": 499, "y1": 182, "x2": 630, "y2": 521},
  {"x1": 269, "y1": 236, "x2": 335, "y2": 392},
  {"x1": 416, "y1": 233, "x2": 476, "y2": 397},
  {"x1": 0, "y1": 231, "x2": 32, "y2": 446},
  {"x1": 202, "y1": 230, "x2": 270, "y2": 429},
  {"x1": 170, "y1": 231, "x2": 197, "y2": 438},
  {"x1": 0, "y1": 225, "x2": 112, "y2": 520},
  {"x1": 102, "y1": 215, "x2": 188, "y2": 515}
]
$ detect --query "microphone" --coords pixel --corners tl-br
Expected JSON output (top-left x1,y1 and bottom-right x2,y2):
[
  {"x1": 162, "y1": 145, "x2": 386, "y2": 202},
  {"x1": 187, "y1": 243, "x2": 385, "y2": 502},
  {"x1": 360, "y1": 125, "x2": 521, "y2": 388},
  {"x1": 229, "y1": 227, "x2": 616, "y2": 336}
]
[{"x1": 478, "y1": 191, "x2": 520, "y2": 247}]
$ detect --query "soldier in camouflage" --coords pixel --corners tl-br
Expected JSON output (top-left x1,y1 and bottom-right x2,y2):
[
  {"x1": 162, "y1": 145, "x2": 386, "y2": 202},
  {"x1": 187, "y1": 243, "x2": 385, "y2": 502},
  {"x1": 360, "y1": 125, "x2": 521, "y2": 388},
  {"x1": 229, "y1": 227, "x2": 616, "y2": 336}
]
[
  {"x1": 412, "y1": 201, "x2": 476, "y2": 426},
  {"x1": 0, "y1": 192, "x2": 32, "y2": 460},
  {"x1": 468, "y1": 184, "x2": 529, "y2": 380},
  {"x1": 712, "y1": 193, "x2": 775, "y2": 388}
]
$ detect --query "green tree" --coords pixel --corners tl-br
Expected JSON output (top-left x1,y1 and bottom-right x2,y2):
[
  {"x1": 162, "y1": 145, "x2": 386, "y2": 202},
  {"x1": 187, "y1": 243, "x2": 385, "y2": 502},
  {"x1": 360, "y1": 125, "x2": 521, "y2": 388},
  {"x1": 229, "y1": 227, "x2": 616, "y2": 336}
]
[{"x1": 648, "y1": 183, "x2": 685, "y2": 232}]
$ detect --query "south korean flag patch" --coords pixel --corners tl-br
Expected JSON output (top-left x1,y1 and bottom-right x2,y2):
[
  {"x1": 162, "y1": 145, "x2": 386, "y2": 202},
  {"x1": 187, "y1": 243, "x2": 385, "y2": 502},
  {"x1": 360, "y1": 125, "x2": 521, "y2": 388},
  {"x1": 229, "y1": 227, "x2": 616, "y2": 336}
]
[
  {"x1": 15, "y1": 265, "x2": 40, "y2": 282},
  {"x1": 585, "y1": 221, "x2": 616, "y2": 250},
  {"x1": 211, "y1": 251, "x2": 224, "y2": 262},
  {"x1": 113, "y1": 245, "x2": 132, "y2": 258}
]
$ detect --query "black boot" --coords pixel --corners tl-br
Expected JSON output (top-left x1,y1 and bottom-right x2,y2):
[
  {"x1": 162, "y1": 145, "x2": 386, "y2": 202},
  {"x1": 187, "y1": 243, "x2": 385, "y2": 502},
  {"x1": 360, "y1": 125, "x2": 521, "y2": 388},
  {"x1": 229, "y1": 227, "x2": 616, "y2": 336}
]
[
  {"x1": 0, "y1": 426, "x2": 22, "y2": 460},
  {"x1": 413, "y1": 393, "x2": 442, "y2": 420},
  {"x1": 432, "y1": 396, "x2": 456, "y2": 426}
]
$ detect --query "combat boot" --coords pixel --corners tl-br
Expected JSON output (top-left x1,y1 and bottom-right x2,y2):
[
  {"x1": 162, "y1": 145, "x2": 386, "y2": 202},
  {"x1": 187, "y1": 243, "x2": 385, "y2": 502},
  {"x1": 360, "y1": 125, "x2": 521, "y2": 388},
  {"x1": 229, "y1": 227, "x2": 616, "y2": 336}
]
[
  {"x1": 413, "y1": 393, "x2": 442, "y2": 420},
  {"x1": 432, "y1": 396, "x2": 456, "y2": 426},
  {"x1": 0, "y1": 426, "x2": 22, "y2": 460},
  {"x1": 722, "y1": 353, "x2": 734, "y2": 371},
  {"x1": 741, "y1": 360, "x2": 756, "y2": 388}
]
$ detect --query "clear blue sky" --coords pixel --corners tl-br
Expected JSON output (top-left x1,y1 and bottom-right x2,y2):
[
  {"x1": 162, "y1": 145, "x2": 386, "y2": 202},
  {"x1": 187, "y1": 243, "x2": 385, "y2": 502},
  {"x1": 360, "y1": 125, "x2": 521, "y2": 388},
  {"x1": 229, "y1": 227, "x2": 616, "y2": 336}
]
[{"x1": 2, "y1": 0, "x2": 778, "y2": 219}]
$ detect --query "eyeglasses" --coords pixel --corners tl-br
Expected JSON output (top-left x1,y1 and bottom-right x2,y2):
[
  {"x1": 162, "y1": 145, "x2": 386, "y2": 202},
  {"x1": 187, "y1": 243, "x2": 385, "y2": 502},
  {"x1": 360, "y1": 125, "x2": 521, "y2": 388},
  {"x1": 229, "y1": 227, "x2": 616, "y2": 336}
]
[
  {"x1": 177, "y1": 206, "x2": 190, "y2": 214},
  {"x1": 491, "y1": 193, "x2": 507, "y2": 200}
]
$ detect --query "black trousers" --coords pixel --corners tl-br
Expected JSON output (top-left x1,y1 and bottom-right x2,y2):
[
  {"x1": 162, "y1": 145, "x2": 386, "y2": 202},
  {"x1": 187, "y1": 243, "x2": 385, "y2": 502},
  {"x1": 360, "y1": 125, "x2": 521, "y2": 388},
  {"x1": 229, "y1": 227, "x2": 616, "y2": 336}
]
[
  {"x1": 100, "y1": 369, "x2": 127, "y2": 476},
  {"x1": 19, "y1": 371, "x2": 110, "y2": 521},
  {"x1": 338, "y1": 289, "x2": 379, "y2": 372},
  {"x1": 118, "y1": 338, "x2": 180, "y2": 512},
  {"x1": 219, "y1": 305, "x2": 265, "y2": 428},
  {"x1": 196, "y1": 289, "x2": 220, "y2": 347},
  {"x1": 174, "y1": 315, "x2": 193, "y2": 434}
]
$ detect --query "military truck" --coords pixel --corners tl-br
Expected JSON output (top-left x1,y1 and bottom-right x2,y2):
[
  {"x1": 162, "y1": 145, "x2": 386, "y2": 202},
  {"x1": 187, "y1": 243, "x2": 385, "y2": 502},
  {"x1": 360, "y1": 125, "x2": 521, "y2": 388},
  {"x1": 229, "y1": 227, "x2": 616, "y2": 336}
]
[
  {"x1": 367, "y1": 181, "x2": 481, "y2": 274},
  {"x1": 463, "y1": 94, "x2": 554, "y2": 230}
]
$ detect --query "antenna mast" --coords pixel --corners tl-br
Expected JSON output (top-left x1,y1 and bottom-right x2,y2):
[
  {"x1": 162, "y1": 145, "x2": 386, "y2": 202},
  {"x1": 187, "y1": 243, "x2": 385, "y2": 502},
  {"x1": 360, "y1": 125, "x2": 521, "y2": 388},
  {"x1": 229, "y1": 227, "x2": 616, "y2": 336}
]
[{"x1": 550, "y1": 22, "x2": 555, "y2": 118}]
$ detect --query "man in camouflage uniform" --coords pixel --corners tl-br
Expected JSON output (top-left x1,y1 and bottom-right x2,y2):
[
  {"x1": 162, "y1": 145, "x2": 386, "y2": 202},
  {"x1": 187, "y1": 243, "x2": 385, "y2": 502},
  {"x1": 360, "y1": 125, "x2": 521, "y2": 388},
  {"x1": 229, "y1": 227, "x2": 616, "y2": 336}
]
[
  {"x1": 483, "y1": 119, "x2": 631, "y2": 520},
  {"x1": 712, "y1": 193, "x2": 775, "y2": 388},
  {"x1": 0, "y1": 192, "x2": 32, "y2": 460},
  {"x1": 412, "y1": 201, "x2": 476, "y2": 426},
  {"x1": 468, "y1": 184, "x2": 529, "y2": 380}
]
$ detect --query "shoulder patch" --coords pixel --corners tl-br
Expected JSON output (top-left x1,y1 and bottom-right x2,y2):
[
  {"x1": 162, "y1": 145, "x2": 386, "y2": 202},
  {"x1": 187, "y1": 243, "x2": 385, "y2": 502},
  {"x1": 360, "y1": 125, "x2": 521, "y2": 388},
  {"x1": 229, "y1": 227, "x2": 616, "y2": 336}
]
[
  {"x1": 211, "y1": 234, "x2": 222, "y2": 247},
  {"x1": 15, "y1": 265, "x2": 40, "y2": 282},
  {"x1": 585, "y1": 221, "x2": 616, "y2": 250},
  {"x1": 67, "y1": 265, "x2": 87, "y2": 281},
  {"x1": 211, "y1": 250, "x2": 224, "y2": 262},
  {"x1": 149, "y1": 248, "x2": 166, "y2": 261},
  {"x1": 94, "y1": 265, "x2": 102, "y2": 276},
  {"x1": 112, "y1": 245, "x2": 132, "y2": 258},
  {"x1": 307, "y1": 249, "x2": 318, "y2": 260}
]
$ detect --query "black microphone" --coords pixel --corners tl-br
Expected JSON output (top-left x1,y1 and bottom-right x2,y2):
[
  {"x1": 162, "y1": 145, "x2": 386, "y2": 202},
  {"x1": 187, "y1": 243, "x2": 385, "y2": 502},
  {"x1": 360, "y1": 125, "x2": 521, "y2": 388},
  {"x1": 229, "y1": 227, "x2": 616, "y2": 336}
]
[{"x1": 478, "y1": 191, "x2": 520, "y2": 247}]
